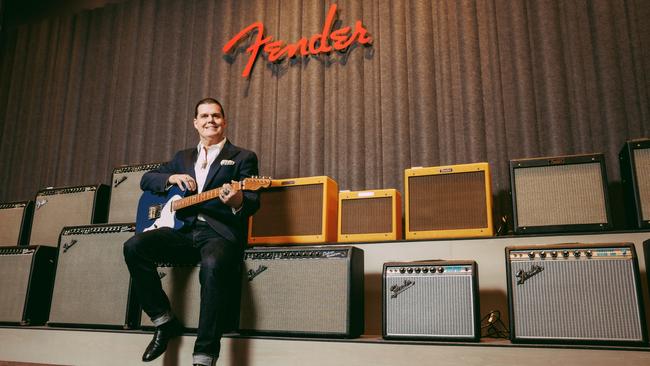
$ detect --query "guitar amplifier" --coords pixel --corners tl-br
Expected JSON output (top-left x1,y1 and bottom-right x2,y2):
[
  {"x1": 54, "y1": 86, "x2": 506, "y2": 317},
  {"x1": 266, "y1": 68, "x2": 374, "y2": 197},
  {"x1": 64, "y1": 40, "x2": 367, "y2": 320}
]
[
  {"x1": 48, "y1": 224, "x2": 138, "y2": 328},
  {"x1": 506, "y1": 243, "x2": 647, "y2": 345},
  {"x1": 30, "y1": 184, "x2": 110, "y2": 247},
  {"x1": 248, "y1": 176, "x2": 338, "y2": 245},
  {"x1": 108, "y1": 163, "x2": 162, "y2": 223},
  {"x1": 0, "y1": 246, "x2": 57, "y2": 325},
  {"x1": 620, "y1": 139, "x2": 650, "y2": 228},
  {"x1": 510, "y1": 153, "x2": 612, "y2": 233},
  {"x1": 239, "y1": 246, "x2": 364, "y2": 337},
  {"x1": 405, "y1": 163, "x2": 493, "y2": 239},
  {"x1": 338, "y1": 189, "x2": 402, "y2": 242},
  {"x1": 140, "y1": 264, "x2": 201, "y2": 329},
  {"x1": 0, "y1": 201, "x2": 34, "y2": 246},
  {"x1": 383, "y1": 261, "x2": 480, "y2": 341}
]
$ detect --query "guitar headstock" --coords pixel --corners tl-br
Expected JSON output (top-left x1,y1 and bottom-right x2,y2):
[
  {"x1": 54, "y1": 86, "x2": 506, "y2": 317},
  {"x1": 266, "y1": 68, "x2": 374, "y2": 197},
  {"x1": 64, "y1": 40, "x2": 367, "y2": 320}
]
[{"x1": 241, "y1": 176, "x2": 272, "y2": 191}]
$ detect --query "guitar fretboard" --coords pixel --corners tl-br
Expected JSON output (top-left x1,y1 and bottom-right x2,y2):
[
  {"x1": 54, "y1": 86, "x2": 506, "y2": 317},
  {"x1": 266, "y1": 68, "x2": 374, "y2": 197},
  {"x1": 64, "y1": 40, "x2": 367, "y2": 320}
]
[{"x1": 171, "y1": 182, "x2": 242, "y2": 211}]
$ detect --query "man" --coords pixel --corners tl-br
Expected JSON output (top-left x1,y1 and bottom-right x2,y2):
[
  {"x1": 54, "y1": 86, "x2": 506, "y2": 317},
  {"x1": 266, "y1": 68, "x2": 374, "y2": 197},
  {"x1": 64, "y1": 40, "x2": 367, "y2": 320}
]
[{"x1": 124, "y1": 98, "x2": 260, "y2": 366}]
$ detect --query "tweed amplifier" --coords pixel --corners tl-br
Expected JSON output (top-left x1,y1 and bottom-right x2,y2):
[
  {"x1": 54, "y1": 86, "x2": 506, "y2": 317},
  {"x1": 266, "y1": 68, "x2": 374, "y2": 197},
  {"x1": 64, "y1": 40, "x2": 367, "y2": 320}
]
[
  {"x1": 0, "y1": 201, "x2": 34, "y2": 247},
  {"x1": 383, "y1": 260, "x2": 480, "y2": 341},
  {"x1": 405, "y1": 163, "x2": 493, "y2": 239},
  {"x1": 248, "y1": 176, "x2": 338, "y2": 245},
  {"x1": 510, "y1": 154, "x2": 612, "y2": 233},
  {"x1": 506, "y1": 243, "x2": 647, "y2": 345},
  {"x1": 108, "y1": 163, "x2": 162, "y2": 223},
  {"x1": 239, "y1": 246, "x2": 364, "y2": 337},
  {"x1": 140, "y1": 264, "x2": 201, "y2": 329},
  {"x1": 48, "y1": 224, "x2": 138, "y2": 328},
  {"x1": 0, "y1": 246, "x2": 57, "y2": 325},
  {"x1": 338, "y1": 189, "x2": 402, "y2": 242},
  {"x1": 620, "y1": 139, "x2": 650, "y2": 228},
  {"x1": 30, "y1": 184, "x2": 110, "y2": 247}
]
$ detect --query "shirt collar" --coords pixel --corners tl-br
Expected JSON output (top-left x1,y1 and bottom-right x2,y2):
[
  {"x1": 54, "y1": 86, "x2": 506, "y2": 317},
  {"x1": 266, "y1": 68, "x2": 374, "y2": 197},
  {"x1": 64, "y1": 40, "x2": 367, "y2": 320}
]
[{"x1": 197, "y1": 137, "x2": 227, "y2": 153}]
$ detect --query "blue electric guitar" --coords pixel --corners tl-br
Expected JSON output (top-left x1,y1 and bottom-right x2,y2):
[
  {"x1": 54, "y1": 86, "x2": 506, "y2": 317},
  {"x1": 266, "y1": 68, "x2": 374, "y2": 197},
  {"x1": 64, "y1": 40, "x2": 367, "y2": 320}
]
[{"x1": 135, "y1": 177, "x2": 271, "y2": 233}]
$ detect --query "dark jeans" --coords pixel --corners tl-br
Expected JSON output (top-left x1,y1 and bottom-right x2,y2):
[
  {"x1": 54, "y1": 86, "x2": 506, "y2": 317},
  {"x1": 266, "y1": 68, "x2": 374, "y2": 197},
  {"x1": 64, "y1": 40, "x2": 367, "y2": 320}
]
[{"x1": 123, "y1": 221, "x2": 242, "y2": 359}]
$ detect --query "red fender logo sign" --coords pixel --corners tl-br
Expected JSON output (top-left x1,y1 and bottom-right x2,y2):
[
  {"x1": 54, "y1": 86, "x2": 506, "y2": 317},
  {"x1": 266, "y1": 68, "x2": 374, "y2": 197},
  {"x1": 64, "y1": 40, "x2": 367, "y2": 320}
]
[{"x1": 223, "y1": 4, "x2": 372, "y2": 78}]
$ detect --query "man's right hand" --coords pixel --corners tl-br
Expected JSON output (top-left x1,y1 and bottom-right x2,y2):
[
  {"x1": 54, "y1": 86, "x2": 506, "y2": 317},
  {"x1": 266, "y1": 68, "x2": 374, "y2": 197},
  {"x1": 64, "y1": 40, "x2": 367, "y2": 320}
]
[{"x1": 168, "y1": 174, "x2": 197, "y2": 192}]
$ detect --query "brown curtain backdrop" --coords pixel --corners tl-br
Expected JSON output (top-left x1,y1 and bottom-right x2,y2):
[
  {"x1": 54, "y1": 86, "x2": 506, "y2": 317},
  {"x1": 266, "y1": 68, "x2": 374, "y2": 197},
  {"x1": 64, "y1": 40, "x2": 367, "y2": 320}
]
[{"x1": 0, "y1": 0, "x2": 649, "y2": 226}]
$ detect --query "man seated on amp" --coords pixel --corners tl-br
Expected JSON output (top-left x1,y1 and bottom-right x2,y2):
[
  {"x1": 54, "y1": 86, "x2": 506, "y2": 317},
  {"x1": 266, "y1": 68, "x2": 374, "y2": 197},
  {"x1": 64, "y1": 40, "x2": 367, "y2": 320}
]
[{"x1": 124, "y1": 97, "x2": 261, "y2": 366}]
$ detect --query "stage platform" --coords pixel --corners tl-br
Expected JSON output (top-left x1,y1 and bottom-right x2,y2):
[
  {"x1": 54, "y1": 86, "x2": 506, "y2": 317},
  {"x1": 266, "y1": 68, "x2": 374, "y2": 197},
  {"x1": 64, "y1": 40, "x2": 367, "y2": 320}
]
[
  {"x1": 2, "y1": 231, "x2": 650, "y2": 365},
  {"x1": 1, "y1": 327, "x2": 650, "y2": 366}
]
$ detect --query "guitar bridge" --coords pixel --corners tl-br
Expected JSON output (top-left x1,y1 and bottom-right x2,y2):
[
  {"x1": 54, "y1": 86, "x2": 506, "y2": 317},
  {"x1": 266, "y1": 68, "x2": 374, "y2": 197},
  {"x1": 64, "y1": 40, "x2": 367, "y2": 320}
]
[{"x1": 147, "y1": 204, "x2": 163, "y2": 220}]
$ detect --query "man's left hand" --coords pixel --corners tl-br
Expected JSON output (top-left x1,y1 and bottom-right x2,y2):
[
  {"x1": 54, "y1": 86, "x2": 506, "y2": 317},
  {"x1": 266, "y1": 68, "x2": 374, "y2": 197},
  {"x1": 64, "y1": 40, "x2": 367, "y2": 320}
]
[{"x1": 219, "y1": 182, "x2": 243, "y2": 209}]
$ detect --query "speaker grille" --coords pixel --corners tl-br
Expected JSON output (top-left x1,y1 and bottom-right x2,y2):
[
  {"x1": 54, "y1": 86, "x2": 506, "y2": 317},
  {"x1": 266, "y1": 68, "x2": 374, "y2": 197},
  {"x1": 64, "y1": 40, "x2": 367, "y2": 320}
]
[
  {"x1": 408, "y1": 171, "x2": 487, "y2": 231},
  {"x1": 251, "y1": 185, "x2": 323, "y2": 237},
  {"x1": 509, "y1": 247, "x2": 644, "y2": 342},
  {"x1": 49, "y1": 225, "x2": 135, "y2": 326},
  {"x1": 140, "y1": 265, "x2": 201, "y2": 329},
  {"x1": 514, "y1": 163, "x2": 608, "y2": 227},
  {"x1": 31, "y1": 188, "x2": 99, "y2": 246},
  {"x1": 341, "y1": 197, "x2": 392, "y2": 234},
  {"x1": 0, "y1": 205, "x2": 26, "y2": 246},
  {"x1": 385, "y1": 272, "x2": 475, "y2": 338},
  {"x1": 240, "y1": 247, "x2": 361, "y2": 336},
  {"x1": 0, "y1": 251, "x2": 33, "y2": 322},
  {"x1": 634, "y1": 148, "x2": 650, "y2": 220},
  {"x1": 241, "y1": 258, "x2": 348, "y2": 334}
]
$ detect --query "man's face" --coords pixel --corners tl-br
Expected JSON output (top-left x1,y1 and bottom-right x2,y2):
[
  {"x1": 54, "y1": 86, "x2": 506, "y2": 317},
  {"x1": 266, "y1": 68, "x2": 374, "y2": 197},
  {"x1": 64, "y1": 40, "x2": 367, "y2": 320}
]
[{"x1": 194, "y1": 103, "x2": 227, "y2": 144}]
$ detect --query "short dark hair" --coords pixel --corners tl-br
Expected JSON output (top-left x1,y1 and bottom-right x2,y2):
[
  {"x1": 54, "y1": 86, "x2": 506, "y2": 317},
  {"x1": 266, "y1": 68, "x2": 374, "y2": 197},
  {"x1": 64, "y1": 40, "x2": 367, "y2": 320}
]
[{"x1": 194, "y1": 98, "x2": 225, "y2": 118}]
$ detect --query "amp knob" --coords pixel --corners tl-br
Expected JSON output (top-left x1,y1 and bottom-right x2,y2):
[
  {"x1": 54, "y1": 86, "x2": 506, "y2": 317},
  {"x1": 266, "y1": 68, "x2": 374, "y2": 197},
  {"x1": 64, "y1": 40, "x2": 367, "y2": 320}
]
[
  {"x1": 539, "y1": 251, "x2": 547, "y2": 258},
  {"x1": 574, "y1": 251, "x2": 581, "y2": 258},
  {"x1": 563, "y1": 250, "x2": 570, "y2": 258}
]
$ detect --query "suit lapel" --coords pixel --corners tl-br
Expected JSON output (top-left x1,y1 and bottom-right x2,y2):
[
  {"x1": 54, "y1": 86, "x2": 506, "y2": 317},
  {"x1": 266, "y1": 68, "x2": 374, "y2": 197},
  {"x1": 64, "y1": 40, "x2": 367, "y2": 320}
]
[
  {"x1": 185, "y1": 148, "x2": 198, "y2": 181},
  {"x1": 202, "y1": 140, "x2": 238, "y2": 191}
]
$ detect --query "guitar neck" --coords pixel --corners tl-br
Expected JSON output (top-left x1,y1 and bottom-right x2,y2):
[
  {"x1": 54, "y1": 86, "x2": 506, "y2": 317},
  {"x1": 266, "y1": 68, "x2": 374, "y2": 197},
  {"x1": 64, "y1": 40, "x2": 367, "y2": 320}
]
[{"x1": 171, "y1": 181, "x2": 242, "y2": 211}]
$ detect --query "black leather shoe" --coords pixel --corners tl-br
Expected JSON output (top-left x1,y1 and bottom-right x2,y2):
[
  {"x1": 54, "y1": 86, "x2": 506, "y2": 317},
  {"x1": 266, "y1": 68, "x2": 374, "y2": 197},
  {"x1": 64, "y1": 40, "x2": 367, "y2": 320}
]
[{"x1": 142, "y1": 319, "x2": 183, "y2": 362}]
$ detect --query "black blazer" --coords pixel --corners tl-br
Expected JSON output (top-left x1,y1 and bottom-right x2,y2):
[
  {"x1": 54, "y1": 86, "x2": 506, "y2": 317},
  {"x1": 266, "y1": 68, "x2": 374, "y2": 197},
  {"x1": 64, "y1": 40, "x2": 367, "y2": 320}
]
[{"x1": 140, "y1": 140, "x2": 260, "y2": 244}]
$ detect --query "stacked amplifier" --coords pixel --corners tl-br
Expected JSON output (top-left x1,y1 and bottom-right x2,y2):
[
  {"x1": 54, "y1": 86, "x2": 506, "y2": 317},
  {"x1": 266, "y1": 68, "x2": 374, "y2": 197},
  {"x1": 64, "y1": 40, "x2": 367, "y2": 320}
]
[
  {"x1": 30, "y1": 185, "x2": 110, "y2": 247},
  {"x1": 49, "y1": 224, "x2": 138, "y2": 328},
  {"x1": 0, "y1": 201, "x2": 34, "y2": 247},
  {"x1": 108, "y1": 163, "x2": 163, "y2": 223},
  {"x1": 405, "y1": 163, "x2": 493, "y2": 239},
  {"x1": 248, "y1": 176, "x2": 338, "y2": 245},
  {"x1": 620, "y1": 138, "x2": 650, "y2": 228},
  {"x1": 0, "y1": 246, "x2": 57, "y2": 325},
  {"x1": 338, "y1": 189, "x2": 401, "y2": 242},
  {"x1": 510, "y1": 153, "x2": 611, "y2": 233}
]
